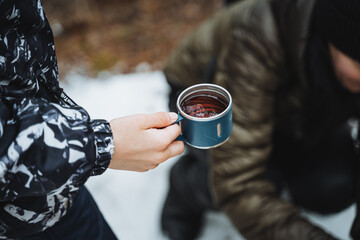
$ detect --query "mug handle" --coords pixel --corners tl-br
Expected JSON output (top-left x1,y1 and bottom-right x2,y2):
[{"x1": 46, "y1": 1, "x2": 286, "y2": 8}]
[{"x1": 173, "y1": 114, "x2": 185, "y2": 142}]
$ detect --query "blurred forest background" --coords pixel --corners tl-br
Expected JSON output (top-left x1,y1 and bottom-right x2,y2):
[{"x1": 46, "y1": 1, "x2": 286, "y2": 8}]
[{"x1": 42, "y1": 0, "x2": 223, "y2": 76}]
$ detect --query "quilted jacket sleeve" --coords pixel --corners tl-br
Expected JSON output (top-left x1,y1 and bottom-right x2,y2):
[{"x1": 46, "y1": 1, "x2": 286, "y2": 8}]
[{"x1": 164, "y1": 1, "x2": 338, "y2": 239}]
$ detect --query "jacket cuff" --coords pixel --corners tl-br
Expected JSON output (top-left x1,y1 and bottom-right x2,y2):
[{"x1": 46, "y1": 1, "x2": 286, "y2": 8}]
[{"x1": 89, "y1": 119, "x2": 114, "y2": 176}]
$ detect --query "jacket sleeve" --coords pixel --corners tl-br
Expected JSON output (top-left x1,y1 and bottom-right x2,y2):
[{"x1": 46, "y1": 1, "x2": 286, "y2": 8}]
[
  {"x1": 164, "y1": 1, "x2": 338, "y2": 240},
  {"x1": 0, "y1": 96, "x2": 113, "y2": 201}
]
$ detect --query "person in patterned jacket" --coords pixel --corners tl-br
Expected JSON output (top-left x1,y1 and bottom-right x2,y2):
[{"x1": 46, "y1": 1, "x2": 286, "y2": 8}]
[{"x1": 0, "y1": 1, "x2": 184, "y2": 239}]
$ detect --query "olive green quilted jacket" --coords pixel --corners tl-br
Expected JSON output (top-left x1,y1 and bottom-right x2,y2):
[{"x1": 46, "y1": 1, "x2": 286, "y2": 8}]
[{"x1": 164, "y1": 0, "x2": 340, "y2": 239}]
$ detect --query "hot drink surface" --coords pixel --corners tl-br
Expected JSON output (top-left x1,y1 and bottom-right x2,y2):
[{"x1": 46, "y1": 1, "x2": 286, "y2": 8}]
[{"x1": 181, "y1": 94, "x2": 227, "y2": 118}]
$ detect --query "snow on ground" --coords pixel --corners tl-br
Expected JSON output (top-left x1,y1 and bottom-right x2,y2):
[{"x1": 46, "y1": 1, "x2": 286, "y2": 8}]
[{"x1": 62, "y1": 71, "x2": 355, "y2": 240}]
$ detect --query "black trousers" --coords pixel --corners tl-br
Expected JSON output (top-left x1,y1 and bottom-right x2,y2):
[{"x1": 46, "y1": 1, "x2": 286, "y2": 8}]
[{"x1": 21, "y1": 186, "x2": 117, "y2": 240}]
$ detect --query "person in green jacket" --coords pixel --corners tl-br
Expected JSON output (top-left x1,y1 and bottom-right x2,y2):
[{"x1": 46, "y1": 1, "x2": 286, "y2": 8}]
[{"x1": 161, "y1": 0, "x2": 360, "y2": 239}]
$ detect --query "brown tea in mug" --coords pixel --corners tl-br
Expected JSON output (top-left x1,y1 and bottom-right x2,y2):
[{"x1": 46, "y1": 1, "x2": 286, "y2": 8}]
[{"x1": 180, "y1": 94, "x2": 228, "y2": 118}]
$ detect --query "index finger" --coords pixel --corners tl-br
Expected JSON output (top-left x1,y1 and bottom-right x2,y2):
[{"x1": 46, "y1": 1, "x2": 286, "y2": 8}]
[{"x1": 141, "y1": 112, "x2": 179, "y2": 129}]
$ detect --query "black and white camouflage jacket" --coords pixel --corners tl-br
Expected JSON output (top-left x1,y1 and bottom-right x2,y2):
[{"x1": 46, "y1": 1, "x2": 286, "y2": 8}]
[{"x1": 0, "y1": 0, "x2": 114, "y2": 238}]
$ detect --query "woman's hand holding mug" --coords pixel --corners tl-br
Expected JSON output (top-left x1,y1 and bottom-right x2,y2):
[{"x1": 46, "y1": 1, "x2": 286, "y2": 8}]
[
  {"x1": 108, "y1": 83, "x2": 232, "y2": 172},
  {"x1": 109, "y1": 112, "x2": 184, "y2": 172}
]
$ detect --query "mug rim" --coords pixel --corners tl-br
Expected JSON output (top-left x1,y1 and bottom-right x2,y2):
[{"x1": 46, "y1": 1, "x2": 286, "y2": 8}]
[{"x1": 176, "y1": 83, "x2": 232, "y2": 122}]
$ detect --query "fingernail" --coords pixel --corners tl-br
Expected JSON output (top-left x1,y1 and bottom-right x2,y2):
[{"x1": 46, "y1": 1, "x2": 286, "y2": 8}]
[{"x1": 170, "y1": 112, "x2": 178, "y2": 121}]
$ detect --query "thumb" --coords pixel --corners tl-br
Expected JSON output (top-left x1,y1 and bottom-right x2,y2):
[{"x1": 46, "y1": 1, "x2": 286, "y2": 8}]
[{"x1": 142, "y1": 112, "x2": 178, "y2": 129}]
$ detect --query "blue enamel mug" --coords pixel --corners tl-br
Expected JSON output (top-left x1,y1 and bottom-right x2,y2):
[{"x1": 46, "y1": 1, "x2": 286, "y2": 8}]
[{"x1": 176, "y1": 83, "x2": 232, "y2": 149}]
